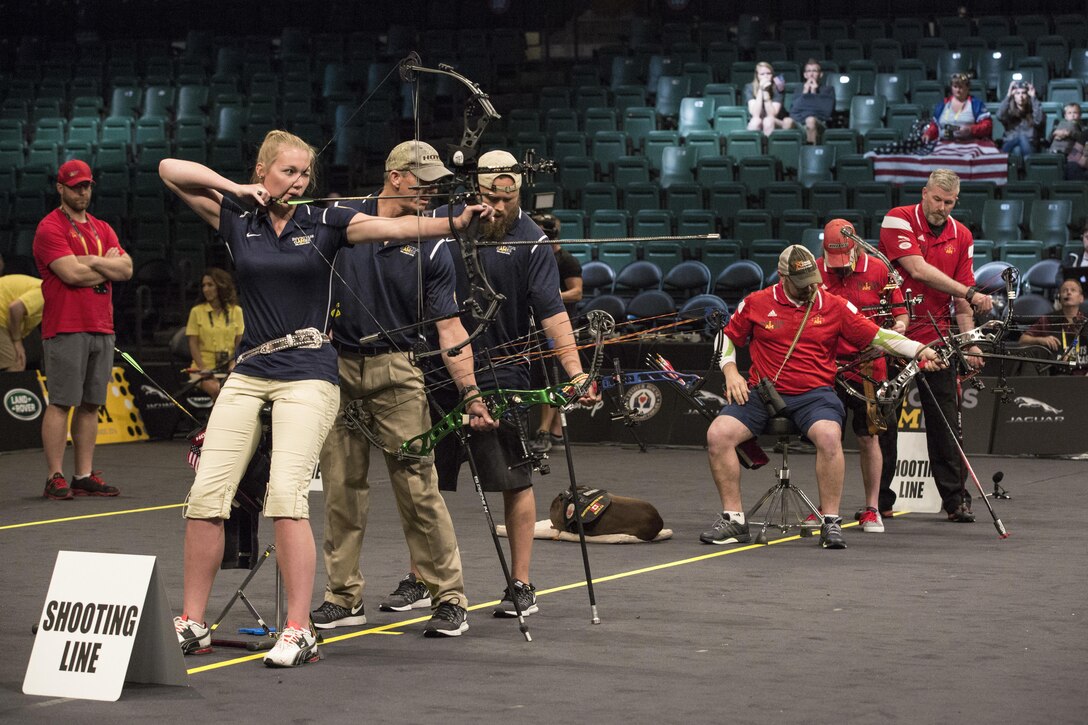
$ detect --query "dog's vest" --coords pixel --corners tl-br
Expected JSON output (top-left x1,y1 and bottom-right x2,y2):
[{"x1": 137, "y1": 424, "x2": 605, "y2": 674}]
[{"x1": 557, "y1": 487, "x2": 613, "y2": 532}]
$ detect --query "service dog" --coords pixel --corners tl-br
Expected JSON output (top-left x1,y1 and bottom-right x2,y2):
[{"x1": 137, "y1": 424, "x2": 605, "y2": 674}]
[{"x1": 549, "y1": 487, "x2": 664, "y2": 542}]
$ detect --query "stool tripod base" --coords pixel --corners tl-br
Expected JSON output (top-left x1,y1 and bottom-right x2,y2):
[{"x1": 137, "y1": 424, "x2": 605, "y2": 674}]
[{"x1": 746, "y1": 480, "x2": 823, "y2": 544}]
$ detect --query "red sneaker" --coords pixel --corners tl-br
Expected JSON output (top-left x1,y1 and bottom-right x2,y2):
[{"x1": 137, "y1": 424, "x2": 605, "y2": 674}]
[
  {"x1": 44, "y1": 473, "x2": 73, "y2": 500},
  {"x1": 70, "y1": 472, "x2": 120, "y2": 497}
]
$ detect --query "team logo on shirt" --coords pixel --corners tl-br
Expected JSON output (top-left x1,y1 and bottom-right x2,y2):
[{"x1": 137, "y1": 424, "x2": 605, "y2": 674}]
[
  {"x1": 899, "y1": 241, "x2": 912, "y2": 250},
  {"x1": 861, "y1": 281, "x2": 873, "y2": 291},
  {"x1": 945, "y1": 245, "x2": 955, "y2": 255},
  {"x1": 291, "y1": 234, "x2": 314, "y2": 246},
  {"x1": 400, "y1": 244, "x2": 418, "y2": 257},
  {"x1": 495, "y1": 244, "x2": 514, "y2": 255},
  {"x1": 764, "y1": 320, "x2": 777, "y2": 330},
  {"x1": 812, "y1": 314, "x2": 824, "y2": 325}
]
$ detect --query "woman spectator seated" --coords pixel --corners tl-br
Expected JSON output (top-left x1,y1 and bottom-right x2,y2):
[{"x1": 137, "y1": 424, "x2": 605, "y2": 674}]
[
  {"x1": 997, "y1": 80, "x2": 1044, "y2": 156},
  {"x1": 922, "y1": 73, "x2": 993, "y2": 144},
  {"x1": 745, "y1": 61, "x2": 795, "y2": 137}
]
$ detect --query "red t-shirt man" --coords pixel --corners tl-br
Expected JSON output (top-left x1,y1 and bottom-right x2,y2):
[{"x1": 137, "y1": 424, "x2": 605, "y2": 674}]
[{"x1": 34, "y1": 207, "x2": 124, "y2": 338}]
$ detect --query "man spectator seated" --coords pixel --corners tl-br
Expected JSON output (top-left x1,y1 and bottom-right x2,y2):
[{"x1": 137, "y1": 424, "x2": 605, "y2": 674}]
[{"x1": 789, "y1": 59, "x2": 835, "y2": 145}]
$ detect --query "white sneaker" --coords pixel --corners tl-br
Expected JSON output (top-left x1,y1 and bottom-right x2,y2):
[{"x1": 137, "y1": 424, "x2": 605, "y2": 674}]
[
  {"x1": 263, "y1": 625, "x2": 320, "y2": 668},
  {"x1": 174, "y1": 616, "x2": 211, "y2": 655},
  {"x1": 859, "y1": 508, "x2": 885, "y2": 533}
]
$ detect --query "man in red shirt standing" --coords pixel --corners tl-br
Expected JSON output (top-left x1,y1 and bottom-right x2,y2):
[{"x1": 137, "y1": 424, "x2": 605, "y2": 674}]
[
  {"x1": 878, "y1": 169, "x2": 992, "y2": 523},
  {"x1": 702, "y1": 245, "x2": 943, "y2": 549},
  {"x1": 32, "y1": 159, "x2": 133, "y2": 500},
  {"x1": 818, "y1": 220, "x2": 908, "y2": 534}
]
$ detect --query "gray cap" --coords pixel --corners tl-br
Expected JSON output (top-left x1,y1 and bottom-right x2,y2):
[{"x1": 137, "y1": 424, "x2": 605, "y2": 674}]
[
  {"x1": 777, "y1": 245, "x2": 823, "y2": 288},
  {"x1": 385, "y1": 140, "x2": 452, "y2": 183},
  {"x1": 477, "y1": 150, "x2": 522, "y2": 191}
]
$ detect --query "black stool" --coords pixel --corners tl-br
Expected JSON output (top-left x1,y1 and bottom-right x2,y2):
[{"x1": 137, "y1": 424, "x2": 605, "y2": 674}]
[{"x1": 745, "y1": 415, "x2": 823, "y2": 544}]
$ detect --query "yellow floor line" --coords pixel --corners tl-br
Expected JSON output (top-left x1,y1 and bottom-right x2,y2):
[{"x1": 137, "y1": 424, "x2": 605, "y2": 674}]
[
  {"x1": 185, "y1": 511, "x2": 912, "y2": 675},
  {"x1": 0, "y1": 503, "x2": 186, "y2": 531}
]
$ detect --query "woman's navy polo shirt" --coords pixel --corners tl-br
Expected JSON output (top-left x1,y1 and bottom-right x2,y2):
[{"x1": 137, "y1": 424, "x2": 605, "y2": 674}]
[{"x1": 219, "y1": 196, "x2": 354, "y2": 384}]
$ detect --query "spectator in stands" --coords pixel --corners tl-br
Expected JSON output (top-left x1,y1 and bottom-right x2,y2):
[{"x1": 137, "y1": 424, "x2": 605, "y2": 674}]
[
  {"x1": 997, "y1": 80, "x2": 1043, "y2": 156},
  {"x1": 746, "y1": 62, "x2": 795, "y2": 137},
  {"x1": 33, "y1": 159, "x2": 132, "y2": 501},
  {"x1": 789, "y1": 59, "x2": 835, "y2": 144},
  {"x1": 1064, "y1": 226, "x2": 1088, "y2": 267},
  {"x1": 1, "y1": 274, "x2": 43, "y2": 371},
  {"x1": 1019, "y1": 279, "x2": 1088, "y2": 375},
  {"x1": 186, "y1": 267, "x2": 244, "y2": 400},
  {"x1": 529, "y1": 212, "x2": 583, "y2": 453},
  {"x1": 922, "y1": 73, "x2": 992, "y2": 144},
  {"x1": 1049, "y1": 103, "x2": 1087, "y2": 181}
]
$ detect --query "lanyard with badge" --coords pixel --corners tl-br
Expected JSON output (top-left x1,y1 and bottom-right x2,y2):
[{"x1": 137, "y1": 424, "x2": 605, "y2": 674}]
[{"x1": 60, "y1": 208, "x2": 109, "y2": 294}]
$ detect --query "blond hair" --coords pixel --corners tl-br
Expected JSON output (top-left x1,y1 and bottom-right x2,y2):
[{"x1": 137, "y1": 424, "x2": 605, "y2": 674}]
[
  {"x1": 750, "y1": 61, "x2": 775, "y2": 98},
  {"x1": 252, "y1": 130, "x2": 317, "y2": 192},
  {"x1": 926, "y1": 168, "x2": 960, "y2": 193}
]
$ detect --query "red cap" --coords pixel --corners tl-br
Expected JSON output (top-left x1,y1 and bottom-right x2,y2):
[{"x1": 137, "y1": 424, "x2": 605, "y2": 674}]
[
  {"x1": 822, "y1": 218, "x2": 856, "y2": 268},
  {"x1": 57, "y1": 159, "x2": 94, "y2": 187}
]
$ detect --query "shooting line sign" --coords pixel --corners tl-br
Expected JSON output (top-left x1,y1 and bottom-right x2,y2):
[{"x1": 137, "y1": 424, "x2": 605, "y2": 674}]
[{"x1": 23, "y1": 551, "x2": 187, "y2": 701}]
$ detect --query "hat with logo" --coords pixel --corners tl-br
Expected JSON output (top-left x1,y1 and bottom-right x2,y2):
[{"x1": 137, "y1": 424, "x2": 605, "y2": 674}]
[
  {"x1": 777, "y1": 244, "x2": 822, "y2": 288},
  {"x1": 384, "y1": 140, "x2": 453, "y2": 183},
  {"x1": 477, "y1": 150, "x2": 522, "y2": 192},
  {"x1": 822, "y1": 218, "x2": 858, "y2": 268},
  {"x1": 57, "y1": 159, "x2": 94, "y2": 187}
]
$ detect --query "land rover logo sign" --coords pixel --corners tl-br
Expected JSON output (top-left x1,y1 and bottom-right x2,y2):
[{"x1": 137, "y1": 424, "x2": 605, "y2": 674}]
[
  {"x1": 625, "y1": 384, "x2": 663, "y2": 421},
  {"x1": 5, "y1": 387, "x2": 43, "y2": 421}
]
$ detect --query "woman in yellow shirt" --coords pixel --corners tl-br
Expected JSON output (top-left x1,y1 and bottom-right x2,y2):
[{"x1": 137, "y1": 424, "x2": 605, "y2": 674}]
[{"x1": 186, "y1": 268, "x2": 243, "y2": 399}]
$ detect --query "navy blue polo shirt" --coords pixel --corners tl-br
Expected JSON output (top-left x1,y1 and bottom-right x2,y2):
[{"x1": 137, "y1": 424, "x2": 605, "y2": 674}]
[
  {"x1": 431, "y1": 206, "x2": 564, "y2": 389},
  {"x1": 330, "y1": 197, "x2": 459, "y2": 353},
  {"x1": 220, "y1": 195, "x2": 354, "y2": 384}
]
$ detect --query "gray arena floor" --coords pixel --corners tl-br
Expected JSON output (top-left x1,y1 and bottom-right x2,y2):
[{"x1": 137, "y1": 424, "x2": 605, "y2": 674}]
[{"x1": 1, "y1": 438, "x2": 1085, "y2": 723}]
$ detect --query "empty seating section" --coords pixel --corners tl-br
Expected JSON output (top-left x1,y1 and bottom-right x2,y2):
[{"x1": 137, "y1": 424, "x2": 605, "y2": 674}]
[{"x1": 2, "y1": 13, "x2": 1083, "y2": 321}]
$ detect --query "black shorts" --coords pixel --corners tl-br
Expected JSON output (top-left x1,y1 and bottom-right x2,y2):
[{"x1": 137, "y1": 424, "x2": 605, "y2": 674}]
[{"x1": 431, "y1": 391, "x2": 533, "y2": 493}]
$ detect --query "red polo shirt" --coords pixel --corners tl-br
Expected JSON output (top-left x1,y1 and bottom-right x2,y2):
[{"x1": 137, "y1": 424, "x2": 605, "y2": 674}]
[
  {"x1": 723, "y1": 285, "x2": 880, "y2": 395},
  {"x1": 878, "y1": 203, "x2": 975, "y2": 345}
]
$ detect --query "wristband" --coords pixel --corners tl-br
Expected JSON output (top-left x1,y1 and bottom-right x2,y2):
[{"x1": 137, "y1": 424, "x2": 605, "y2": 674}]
[
  {"x1": 459, "y1": 385, "x2": 481, "y2": 401},
  {"x1": 965, "y1": 285, "x2": 978, "y2": 304}
]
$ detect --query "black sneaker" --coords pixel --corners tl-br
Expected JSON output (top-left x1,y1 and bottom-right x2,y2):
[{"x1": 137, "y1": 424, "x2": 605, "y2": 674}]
[
  {"x1": 44, "y1": 472, "x2": 73, "y2": 500},
  {"x1": 820, "y1": 516, "x2": 847, "y2": 549},
  {"x1": 699, "y1": 513, "x2": 751, "y2": 545},
  {"x1": 947, "y1": 502, "x2": 976, "y2": 523},
  {"x1": 548, "y1": 433, "x2": 565, "y2": 448},
  {"x1": 493, "y1": 580, "x2": 538, "y2": 618},
  {"x1": 423, "y1": 601, "x2": 469, "y2": 637},
  {"x1": 70, "y1": 472, "x2": 119, "y2": 497},
  {"x1": 379, "y1": 573, "x2": 431, "y2": 612},
  {"x1": 311, "y1": 600, "x2": 366, "y2": 629},
  {"x1": 529, "y1": 429, "x2": 552, "y2": 453}
]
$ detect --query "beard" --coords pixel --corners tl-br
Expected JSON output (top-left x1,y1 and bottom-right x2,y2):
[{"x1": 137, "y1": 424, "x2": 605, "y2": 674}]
[{"x1": 482, "y1": 208, "x2": 518, "y2": 241}]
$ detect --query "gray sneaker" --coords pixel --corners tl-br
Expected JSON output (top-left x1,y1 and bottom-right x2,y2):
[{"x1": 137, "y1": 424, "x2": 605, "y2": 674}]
[
  {"x1": 819, "y1": 516, "x2": 847, "y2": 549},
  {"x1": 311, "y1": 600, "x2": 366, "y2": 629},
  {"x1": 494, "y1": 580, "x2": 538, "y2": 618},
  {"x1": 699, "y1": 513, "x2": 751, "y2": 545},
  {"x1": 529, "y1": 429, "x2": 552, "y2": 453},
  {"x1": 423, "y1": 601, "x2": 469, "y2": 637},
  {"x1": 379, "y1": 573, "x2": 432, "y2": 612}
]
